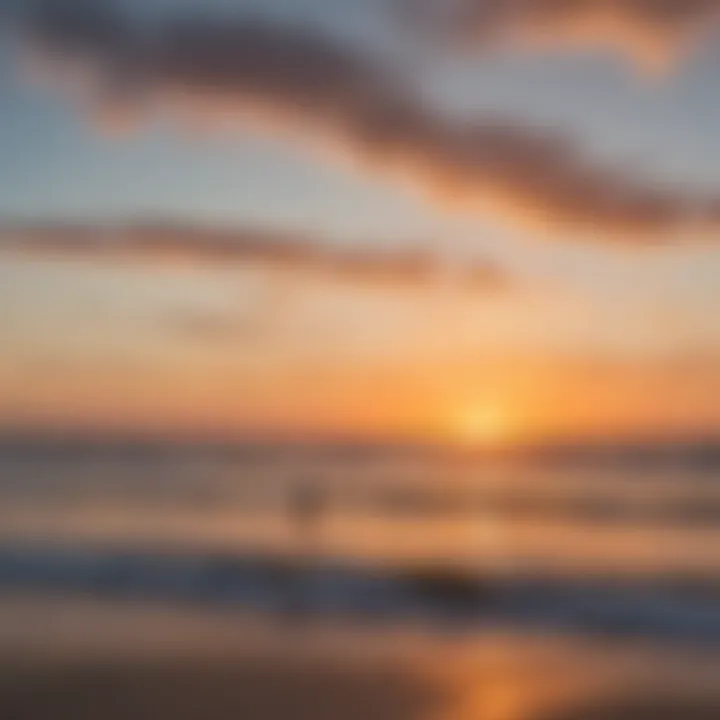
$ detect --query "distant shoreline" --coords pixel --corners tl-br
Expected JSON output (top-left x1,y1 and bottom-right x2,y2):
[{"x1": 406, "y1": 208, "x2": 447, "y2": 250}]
[{"x1": 1, "y1": 433, "x2": 720, "y2": 469}]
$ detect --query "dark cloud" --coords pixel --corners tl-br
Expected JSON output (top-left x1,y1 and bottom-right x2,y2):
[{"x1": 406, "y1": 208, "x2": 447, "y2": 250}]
[
  {"x1": 10, "y1": 1, "x2": 720, "y2": 240},
  {"x1": 0, "y1": 220, "x2": 504, "y2": 292},
  {"x1": 399, "y1": 0, "x2": 720, "y2": 71}
]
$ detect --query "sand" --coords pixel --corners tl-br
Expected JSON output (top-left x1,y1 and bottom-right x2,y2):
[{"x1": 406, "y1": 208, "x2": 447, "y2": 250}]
[{"x1": 0, "y1": 593, "x2": 718, "y2": 720}]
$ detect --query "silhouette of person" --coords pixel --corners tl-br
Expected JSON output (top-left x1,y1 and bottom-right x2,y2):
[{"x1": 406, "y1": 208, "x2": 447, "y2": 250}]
[
  {"x1": 282, "y1": 479, "x2": 327, "y2": 620},
  {"x1": 290, "y1": 481, "x2": 325, "y2": 538}
]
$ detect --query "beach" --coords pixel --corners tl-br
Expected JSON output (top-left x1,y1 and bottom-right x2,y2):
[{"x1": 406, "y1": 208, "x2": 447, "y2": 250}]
[
  {"x1": 0, "y1": 593, "x2": 718, "y2": 720},
  {"x1": 3, "y1": 0, "x2": 720, "y2": 714},
  {"x1": 0, "y1": 450, "x2": 718, "y2": 719}
]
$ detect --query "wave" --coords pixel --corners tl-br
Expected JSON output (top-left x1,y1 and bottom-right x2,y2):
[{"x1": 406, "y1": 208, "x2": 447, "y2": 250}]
[{"x1": 0, "y1": 543, "x2": 719, "y2": 644}]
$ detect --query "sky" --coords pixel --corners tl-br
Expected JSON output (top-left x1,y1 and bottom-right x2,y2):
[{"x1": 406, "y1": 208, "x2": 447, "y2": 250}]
[{"x1": 1, "y1": 0, "x2": 720, "y2": 444}]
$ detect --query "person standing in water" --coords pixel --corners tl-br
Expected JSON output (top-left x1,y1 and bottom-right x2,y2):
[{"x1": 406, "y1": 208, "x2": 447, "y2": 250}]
[
  {"x1": 283, "y1": 479, "x2": 327, "y2": 619},
  {"x1": 291, "y1": 481, "x2": 325, "y2": 540}
]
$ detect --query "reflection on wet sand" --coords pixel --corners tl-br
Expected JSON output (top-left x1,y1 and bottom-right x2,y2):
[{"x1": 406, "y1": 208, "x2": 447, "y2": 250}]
[{"x1": 0, "y1": 595, "x2": 718, "y2": 720}]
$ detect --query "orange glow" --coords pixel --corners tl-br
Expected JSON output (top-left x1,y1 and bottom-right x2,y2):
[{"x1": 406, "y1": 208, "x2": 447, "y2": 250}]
[{"x1": 448, "y1": 405, "x2": 517, "y2": 448}]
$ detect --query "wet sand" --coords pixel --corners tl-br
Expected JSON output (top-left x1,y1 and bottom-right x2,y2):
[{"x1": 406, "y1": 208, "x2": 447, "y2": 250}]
[
  {"x1": 0, "y1": 658, "x2": 716, "y2": 720},
  {"x1": 0, "y1": 658, "x2": 450, "y2": 720},
  {"x1": 0, "y1": 594, "x2": 718, "y2": 720}
]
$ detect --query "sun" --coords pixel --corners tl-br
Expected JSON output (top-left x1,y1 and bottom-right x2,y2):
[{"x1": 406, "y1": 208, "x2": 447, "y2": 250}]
[{"x1": 450, "y1": 406, "x2": 515, "y2": 447}]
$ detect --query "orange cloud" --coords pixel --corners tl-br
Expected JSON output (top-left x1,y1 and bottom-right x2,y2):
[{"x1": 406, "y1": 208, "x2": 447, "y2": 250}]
[
  {"x1": 401, "y1": 0, "x2": 720, "y2": 72},
  {"x1": 13, "y1": 2, "x2": 720, "y2": 239}
]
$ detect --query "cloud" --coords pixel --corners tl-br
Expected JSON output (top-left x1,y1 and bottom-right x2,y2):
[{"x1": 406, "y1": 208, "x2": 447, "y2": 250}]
[
  {"x1": 399, "y1": 0, "x2": 720, "y2": 72},
  {"x1": 0, "y1": 220, "x2": 504, "y2": 292},
  {"x1": 161, "y1": 307, "x2": 264, "y2": 342},
  {"x1": 10, "y1": 1, "x2": 720, "y2": 240}
]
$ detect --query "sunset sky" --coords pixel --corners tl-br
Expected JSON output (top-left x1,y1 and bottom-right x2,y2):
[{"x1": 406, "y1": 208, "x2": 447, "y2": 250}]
[{"x1": 1, "y1": 0, "x2": 720, "y2": 443}]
